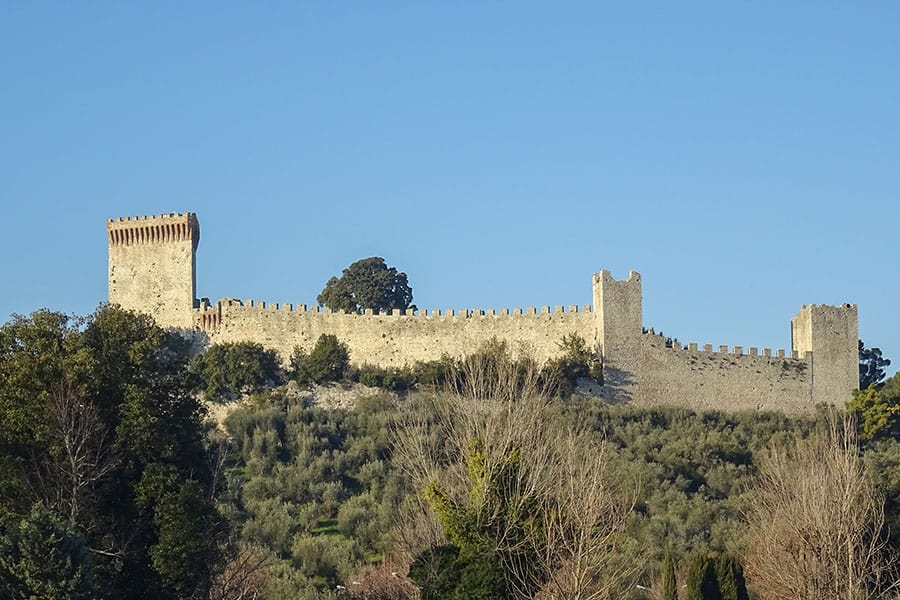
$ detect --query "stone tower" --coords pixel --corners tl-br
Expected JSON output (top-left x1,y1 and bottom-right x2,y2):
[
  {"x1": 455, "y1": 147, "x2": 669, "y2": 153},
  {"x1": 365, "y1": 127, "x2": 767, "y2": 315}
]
[
  {"x1": 107, "y1": 213, "x2": 199, "y2": 329},
  {"x1": 593, "y1": 270, "x2": 643, "y2": 402},
  {"x1": 791, "y1": 303, "x2": 859, "y2": 404}
]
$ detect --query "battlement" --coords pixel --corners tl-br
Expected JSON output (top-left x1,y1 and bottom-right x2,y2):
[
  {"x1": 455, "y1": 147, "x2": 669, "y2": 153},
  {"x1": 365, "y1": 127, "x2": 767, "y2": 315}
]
[
  {"x1": 108, "y1": 212, "x2": 199, "y2": 329},
  {"x1": 193, "y1": 297, "x2": 594, "y2": 333},
  {"x1": 107, "y1": 212, "x2": 199, "y2": 250},
  {"x1": 593, "y1": 269, "x2": 641, "y2": 285},
  {"x1": 798, "y1": 303, "x2": 858, "y2": 315},
  {"x1": 642, "y1": 330, "x2": 797, "y2": 360}
]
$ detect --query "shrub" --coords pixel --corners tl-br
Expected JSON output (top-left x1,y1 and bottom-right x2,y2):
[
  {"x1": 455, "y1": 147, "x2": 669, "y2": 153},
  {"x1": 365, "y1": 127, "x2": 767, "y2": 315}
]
[
  {"x1": 290, "y1": 335, "x2": 350, "y2": 384},
  {"x1": 354, "y1": 364, "x2": 416, "y2": 392},
  {"x1": 192, "y1": 342, "x2": 282, "y2": 400},
  {"x1": 411, "y1": 356, "x2": 454, "y2": 388},
  {"x1": 291, "y1": 535, "x2": 364, "y2": 587}
]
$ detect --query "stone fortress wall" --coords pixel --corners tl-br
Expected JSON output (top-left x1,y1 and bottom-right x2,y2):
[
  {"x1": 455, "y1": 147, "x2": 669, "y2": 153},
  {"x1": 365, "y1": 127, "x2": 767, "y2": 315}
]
[{"x1": 108, "y1": 212, "x2": 859, "y2": 415}]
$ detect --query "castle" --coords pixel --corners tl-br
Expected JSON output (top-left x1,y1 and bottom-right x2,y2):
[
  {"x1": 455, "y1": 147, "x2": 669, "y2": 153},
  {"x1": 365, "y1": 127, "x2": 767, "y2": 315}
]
[{"x1": 107, "y1": 212, "x2": 859, "y2": 414}]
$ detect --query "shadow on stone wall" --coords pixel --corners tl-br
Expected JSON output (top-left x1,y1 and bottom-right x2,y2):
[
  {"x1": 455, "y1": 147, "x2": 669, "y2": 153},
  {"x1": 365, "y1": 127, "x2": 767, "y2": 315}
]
[{"x1": 600, "y1": 366, "x2": 635, "y2": 404}]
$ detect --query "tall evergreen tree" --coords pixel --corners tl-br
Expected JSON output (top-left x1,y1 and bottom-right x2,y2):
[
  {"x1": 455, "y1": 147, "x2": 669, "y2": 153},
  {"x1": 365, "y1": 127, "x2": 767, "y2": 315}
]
[
  {"x1": 662, "y1": 547, "x2": 678, "y2": 600},
  {"x1": 0, "y1": 503, "x2": 93, "y2": 600},
  {"x1": 714, "y1": 554, "x2": 748, "y2": 600},
  {"x1": 685, "y1": 552, "x2": 720, "y2": 600}
]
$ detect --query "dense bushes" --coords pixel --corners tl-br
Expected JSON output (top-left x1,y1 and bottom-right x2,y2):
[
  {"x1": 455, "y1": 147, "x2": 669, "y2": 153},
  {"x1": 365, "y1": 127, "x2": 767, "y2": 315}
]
[
  {"x1": 221, "y1": 393, "x2": 407, "y2": 595},
  {"x1": 192, "y1": 341, "x2": 282, "y2": 400},
  {"x1": 290, "y1": 335, "x2": 351, "y2": 385}
]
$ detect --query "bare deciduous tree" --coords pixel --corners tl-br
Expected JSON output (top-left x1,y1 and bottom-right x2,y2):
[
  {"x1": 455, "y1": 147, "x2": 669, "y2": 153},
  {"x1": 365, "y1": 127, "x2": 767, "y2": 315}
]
[
  {"x1": 394, "y1": 347, "x2": 637, "y2": 600},
  {"x1": 208, "y1": 544, "x2": 271, "y2": 600},
  {"x1": 29, "y1": 383, "x2": 117, "y2": 526},
  {"x1": 344, "y1": 561, "x2": 420, "y2": 600},
  {"x1": 527, "y1": 432, "x2": 638, "y2": 600},
  {"x1": 743, "y1": 414, "x2": 899, "y2": 600}
]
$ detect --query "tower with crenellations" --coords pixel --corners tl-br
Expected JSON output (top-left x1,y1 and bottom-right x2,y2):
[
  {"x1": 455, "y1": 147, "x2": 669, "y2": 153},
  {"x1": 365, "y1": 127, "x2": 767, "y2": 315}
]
[
  {"x1": 107, "y1": 212, "x2": 200, "y2": 329},
  {"x1": 106, "y1": 211, "x2": 861, "y2": 414}
]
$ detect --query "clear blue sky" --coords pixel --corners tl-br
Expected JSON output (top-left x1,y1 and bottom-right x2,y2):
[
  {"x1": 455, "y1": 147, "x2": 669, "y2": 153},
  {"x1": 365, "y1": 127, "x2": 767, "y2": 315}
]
[{"x1": 2, "y1": 3, "x2": 898, "y2": 374}]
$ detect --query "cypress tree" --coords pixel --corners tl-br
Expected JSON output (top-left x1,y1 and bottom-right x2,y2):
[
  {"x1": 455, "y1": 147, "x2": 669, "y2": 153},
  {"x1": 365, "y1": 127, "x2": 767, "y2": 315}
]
[
  {"x1": 662, "y1": 548, "x2": 678, "y2": 600},
  {"x1": 685, "y1": 552, "x2": 720, "y2": 600},
  {"x1": 714, "y1": 554, "x2": 749, "y2": 600}
]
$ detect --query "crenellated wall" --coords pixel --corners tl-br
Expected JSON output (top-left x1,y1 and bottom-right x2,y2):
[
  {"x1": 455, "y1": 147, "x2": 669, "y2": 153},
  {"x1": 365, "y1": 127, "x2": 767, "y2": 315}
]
[
  {"x1": 108, "y1": 212, "x2": 860, "y2": 413},
  {"x1": 637, "y1": 334, "x2": 814, "y2": 415},
  {"x1": 195, "y1": 298, "x2": 594, "y2": 367}
]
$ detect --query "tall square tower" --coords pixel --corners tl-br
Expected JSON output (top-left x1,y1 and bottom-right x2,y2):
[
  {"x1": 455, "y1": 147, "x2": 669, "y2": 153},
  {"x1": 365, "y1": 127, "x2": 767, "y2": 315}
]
[{"x1": 107, "y1": 213, "x2": 199, "y2": 329}]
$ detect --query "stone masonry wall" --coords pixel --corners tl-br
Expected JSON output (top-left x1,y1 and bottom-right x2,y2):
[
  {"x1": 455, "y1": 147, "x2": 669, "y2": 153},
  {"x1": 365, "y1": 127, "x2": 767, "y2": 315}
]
[
  {"x1": 107, "y1": 212, "x2": 859, "y2": 414},
  {"x1": 637, "y1": 334, "x2": 814, "y2": 415},
  {"x1": 792, "y1": 303, "x2": 859, "y2": 409},
  {"x1": 198, "y1": 300, "x2": 595, "y2": 367}
]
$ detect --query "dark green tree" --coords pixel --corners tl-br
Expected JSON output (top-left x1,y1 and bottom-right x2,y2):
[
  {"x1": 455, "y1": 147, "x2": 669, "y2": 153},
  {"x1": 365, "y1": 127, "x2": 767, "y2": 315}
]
[
  {"x1": 0, "y1": 305, "x2": 223, "y2": 599},
  {"x1": 409, "y1": 545, "x2": 462, "y2": 600},
  {"x1": 290, "y1": 334, "x2": 350, "y2": 384},
  {"x1": 317, "y1": 257, "x2": 413, "y2": 314},
  {"x1": 685, "y1": 552, "x2": 719, "y2": 600},
  {"x1": 713, "y1": 554, "x2": 748, "y2": 600},
  {"x1": 662, "y1": 547, "x2": 678, "y2": 600},
  {"x1": 191, "y1": 341, "x2": 282, "y2": 400},
  {"x1": 860, "y1": 340, "x2": 891, "y2": 390},
  {"x1": 0, "y1": 503, "x2": 93, "y2": 600},
  {"x1": 148, "y1": 478, "x2": 218, "y2": 599}
]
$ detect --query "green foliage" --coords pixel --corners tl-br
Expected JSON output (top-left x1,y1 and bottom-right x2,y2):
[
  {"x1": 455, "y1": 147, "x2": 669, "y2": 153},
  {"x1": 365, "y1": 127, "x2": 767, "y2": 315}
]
[
  {"x1": 353, "y1": 364, "x2": 417, "y2": 392},
  {"x1": 685, "y1": 552, "x2": 719, "y2": 600},
  {"x1": 408, "y1": 545, "x2": 461, "y2": 600},
  {"x1": 0, "y1": 503, "x2": 93, "y2": 600},
  {"x1": 290, "y1": 334, "x2": 350, "y2": 384},
  {"x1": 191, "y1": 341, "x2": 282, "y2": 400},
  {"x1": 221, "y1": 391, "x2": 406, "y2": 592},
  {"x1": 149, "y1": 480, "x2": 218, "y2": 598},
  {"x1": 454, "y1": 552, "x2": 509, "y2": 600},
  {"x1": 860, "y1": 339, "x2": 891, "y2": 390},
  {"x1": 0, "y1": 311, "x2": 88, "y2": 523},
  {"x1": 662, "y1": 547, "x2": 678, "y2": 600},
  {"x1": 848, "y1": 385, "x2": 900, "y2": 441},
  {"x1": 543, "y1": 332, "x2": 602, "y2": 397},
  {"x1": 880, "y1": 372, "x2": 900, "y2": 403},
  {"x1": 682, "y1": 552, "x2": 746, "y2": 600},
  {"x1": 864, "y1": 439, "x2": 900, "y2": 550},
  {"x1": 713, "y1": 554, "x2": 748, "y2": 600},
  {"x1": 413, "y1": 356, "x2": 455, "y2": 388},
  {"x1": 317, "y1": 256, "x2": 413, "y2": 314},
  {"x1": 0, "y1": 305, "x2": 222, "y2": 599},
  {"x1": 408, "y1": 545, "x2": 508, "y2": 600},
  {"x1": 337, "y1": 493, "x2": 387, "y2": 553},
  {"x1": 290, "y1": 535, "x2": 364, "y2": 587}
]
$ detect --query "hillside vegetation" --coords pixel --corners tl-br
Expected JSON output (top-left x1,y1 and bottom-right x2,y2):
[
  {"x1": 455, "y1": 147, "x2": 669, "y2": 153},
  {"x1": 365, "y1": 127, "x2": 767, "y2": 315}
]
[{"x1": 1, "y1": 306, "x2": 898, "y2": 599}]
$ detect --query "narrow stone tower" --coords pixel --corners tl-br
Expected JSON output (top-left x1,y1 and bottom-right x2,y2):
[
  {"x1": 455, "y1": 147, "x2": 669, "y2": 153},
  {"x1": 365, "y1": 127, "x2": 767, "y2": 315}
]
[
  {"x1": 791, "y1": 303, "x2": 859, "y2": 405},
  {"x1": 107, "y1": 213, "x2": 199, "y2": 329},
  {"x1": 593, "y1": 270, "x2": 643, "y2": 402}
]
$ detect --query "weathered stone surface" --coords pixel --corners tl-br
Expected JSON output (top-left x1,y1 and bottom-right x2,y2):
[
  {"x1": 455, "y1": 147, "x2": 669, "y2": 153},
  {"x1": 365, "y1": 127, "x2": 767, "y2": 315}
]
[{"x1": 108, "y1": 212, "x2": 859, "y2": 414}]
